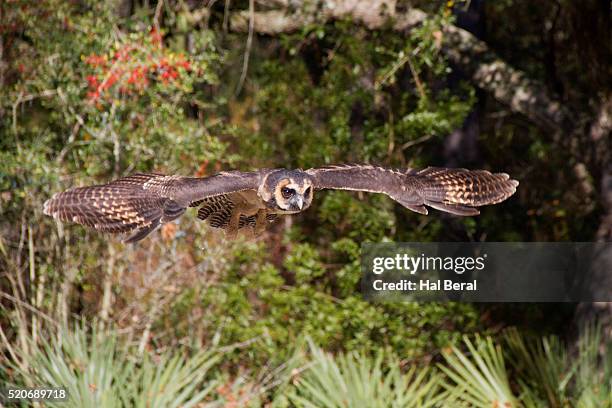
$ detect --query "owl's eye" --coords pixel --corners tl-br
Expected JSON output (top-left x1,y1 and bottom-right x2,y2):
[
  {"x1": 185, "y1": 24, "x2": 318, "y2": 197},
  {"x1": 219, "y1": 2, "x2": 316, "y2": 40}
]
[
  {"x1": 281, "y1": 187, "x2": 295, "y2": 199},
  {"x1": 304, "y1": 187, "x2": 312, "y2": 197}
]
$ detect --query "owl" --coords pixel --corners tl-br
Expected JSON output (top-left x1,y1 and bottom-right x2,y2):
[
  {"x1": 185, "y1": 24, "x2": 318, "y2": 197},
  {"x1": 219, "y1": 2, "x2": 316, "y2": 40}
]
[{"x1": 43, "y1": 165, "x2": 519, "y2": 242}]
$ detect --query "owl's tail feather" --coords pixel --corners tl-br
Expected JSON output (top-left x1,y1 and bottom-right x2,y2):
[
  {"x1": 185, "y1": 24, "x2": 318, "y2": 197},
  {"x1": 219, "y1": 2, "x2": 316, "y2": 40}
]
[
  {"x1": 413, "y1": 167, "x2": 519, "y2": 216},
  {"x1": 43, "y1": 173, "x2": 184, "y2": 242}
]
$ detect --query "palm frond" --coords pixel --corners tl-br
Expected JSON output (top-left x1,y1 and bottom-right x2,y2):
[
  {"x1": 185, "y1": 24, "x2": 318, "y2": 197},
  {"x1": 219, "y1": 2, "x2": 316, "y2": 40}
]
[
  {"x1": 504, "y1": 327, "x2": 571, "y2": 407},
  {"x1": 438, "y1": 334, "x2": 518, "y2": 408},
  {"x1": 289, "y1": 339, "x2": 444, "y2": 408},
  {"x1": 573, "y1": 323, "x2": 612, "y2": 408},
  {"x1": 2, "y1": 322, "x2": 220, "y2": 408}
]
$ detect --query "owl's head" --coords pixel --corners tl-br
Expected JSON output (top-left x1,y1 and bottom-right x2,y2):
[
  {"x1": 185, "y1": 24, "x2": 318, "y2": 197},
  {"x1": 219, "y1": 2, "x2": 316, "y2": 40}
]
[{"x1": 261, "y1": 170, "x2": 314, "y2": 213}]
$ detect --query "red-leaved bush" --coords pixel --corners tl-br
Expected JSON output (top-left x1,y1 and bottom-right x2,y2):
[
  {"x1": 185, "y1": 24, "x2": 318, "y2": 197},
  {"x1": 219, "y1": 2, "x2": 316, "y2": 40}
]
[{"x1": 84, "y1": 28, "x2": 194, "y2": 102}]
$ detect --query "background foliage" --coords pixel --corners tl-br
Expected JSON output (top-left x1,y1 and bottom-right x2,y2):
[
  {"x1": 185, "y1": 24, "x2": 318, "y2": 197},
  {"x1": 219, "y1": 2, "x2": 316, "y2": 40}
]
[{"x1": 0, "y1": 0, "x2": 609, "y2": 405}]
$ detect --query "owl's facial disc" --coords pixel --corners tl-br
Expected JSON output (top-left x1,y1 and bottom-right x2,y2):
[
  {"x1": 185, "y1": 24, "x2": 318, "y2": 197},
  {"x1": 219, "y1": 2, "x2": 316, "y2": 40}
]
[{"x1": 274, "y1": 177, "x2": 314, "y2": 212}]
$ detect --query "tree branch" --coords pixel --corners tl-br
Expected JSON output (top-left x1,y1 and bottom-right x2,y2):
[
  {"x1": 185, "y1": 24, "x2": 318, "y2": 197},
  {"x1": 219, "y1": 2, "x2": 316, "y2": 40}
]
[
  {"x1": 590, "y1": 94, "x2": 612, "y2": 184},
  {"x1": 228, "y1": 0, "x2": 575, "y2": 135},
  {"x1": 230, "y1": 2, "x2": 426, "y2": 33},
  {"x1": 441, "y1": 24, "x2": 576, "y2": 135}
]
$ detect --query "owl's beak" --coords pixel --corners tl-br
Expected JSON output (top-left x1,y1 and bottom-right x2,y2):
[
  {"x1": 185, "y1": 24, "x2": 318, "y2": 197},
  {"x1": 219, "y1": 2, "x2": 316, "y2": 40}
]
[{"x1": 291, "y1": 195, "x2": 304, "y2": 210}]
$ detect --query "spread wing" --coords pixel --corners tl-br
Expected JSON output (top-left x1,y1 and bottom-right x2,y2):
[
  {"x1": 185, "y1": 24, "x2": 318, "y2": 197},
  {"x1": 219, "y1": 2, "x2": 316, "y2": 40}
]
[
  {"x1": 43, "y1": 171, "x2": 265, "y2": 242},
  {"x1": 306, "y1": 164, "x2": 519, "y2": 216}
]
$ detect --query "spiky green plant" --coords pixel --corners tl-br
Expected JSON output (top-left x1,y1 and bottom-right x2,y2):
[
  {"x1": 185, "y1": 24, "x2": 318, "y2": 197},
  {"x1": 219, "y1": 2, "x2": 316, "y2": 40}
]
[
  {"x1": 289, "y1": 339, "x2": 444, "y2": 408},
  {"x1": 504, "y1": 324, "x2": 612, "y2": 408},
  {"x1": 566, "y1": 323, "x2": 611, "y2": 408},
  {"x1": 439, "y1": 335, "x2": 519, "y2": 408},
  {"x1": 2, "y1": 323, "x2": 219, "y2": 408},
  {"x1": 504, "y1": 327, "x2": 572, "y2": 407}
]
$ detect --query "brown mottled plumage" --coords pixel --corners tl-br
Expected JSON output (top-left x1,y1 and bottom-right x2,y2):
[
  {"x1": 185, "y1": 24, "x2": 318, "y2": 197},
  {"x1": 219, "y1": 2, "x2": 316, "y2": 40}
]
[{"x1": 43, "y1": 165, "x2": 519, "y2": 242}]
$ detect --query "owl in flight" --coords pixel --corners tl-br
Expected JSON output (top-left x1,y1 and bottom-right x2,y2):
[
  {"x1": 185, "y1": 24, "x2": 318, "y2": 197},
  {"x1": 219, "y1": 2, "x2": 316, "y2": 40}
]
[{"x1": 43, "y1": 165, "x2": 518, "y2": 243}]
